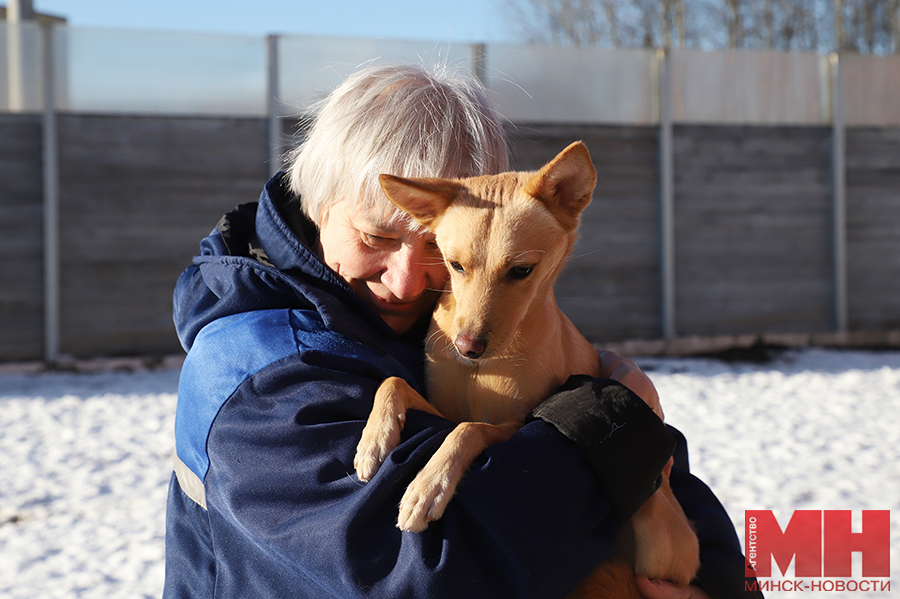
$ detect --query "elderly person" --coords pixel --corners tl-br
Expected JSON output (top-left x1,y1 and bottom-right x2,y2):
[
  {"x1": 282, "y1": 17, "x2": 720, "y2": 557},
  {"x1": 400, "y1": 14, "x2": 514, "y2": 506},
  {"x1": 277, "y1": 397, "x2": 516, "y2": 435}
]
[{"x1": 164, "y1": 63, "x2": 755, "y2": 599}]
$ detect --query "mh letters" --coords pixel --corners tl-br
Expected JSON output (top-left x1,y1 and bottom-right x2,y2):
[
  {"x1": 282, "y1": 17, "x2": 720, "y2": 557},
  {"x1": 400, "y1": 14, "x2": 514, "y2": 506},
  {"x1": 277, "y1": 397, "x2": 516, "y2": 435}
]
[{"x1": 745, "y1": 510, "x2": 890, "y2": 577}]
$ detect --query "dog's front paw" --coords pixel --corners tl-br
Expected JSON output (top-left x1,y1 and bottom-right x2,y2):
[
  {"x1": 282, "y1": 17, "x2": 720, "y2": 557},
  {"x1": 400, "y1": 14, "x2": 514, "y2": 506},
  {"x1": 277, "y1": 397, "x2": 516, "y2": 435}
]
[
  {"x1": 632, "y1": 482, "x2": 700, "y2": 585},
  {"x1": 396, "y1": 465, "x2": 457, "y2": 532},
  {"x1": 354, "y1": 412, "x2": 405, "y2": 482}
]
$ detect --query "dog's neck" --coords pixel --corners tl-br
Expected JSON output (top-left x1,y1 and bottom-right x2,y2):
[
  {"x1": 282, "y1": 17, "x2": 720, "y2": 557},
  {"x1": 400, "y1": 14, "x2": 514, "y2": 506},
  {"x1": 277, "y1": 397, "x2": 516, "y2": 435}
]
[{"x1": 424, "y1": 286, "x2": 599, "y2": 425}]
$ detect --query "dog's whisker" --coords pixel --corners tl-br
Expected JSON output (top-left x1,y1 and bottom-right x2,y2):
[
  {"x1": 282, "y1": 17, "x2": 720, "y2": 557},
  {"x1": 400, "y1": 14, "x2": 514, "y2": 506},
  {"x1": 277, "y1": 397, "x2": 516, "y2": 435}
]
[
  {"x1": 512, "y1": 249, "x2": 546, "y2": 260},
  {"x1": 567, "y1": 249, "x2": 602, "y2": 261},
  {"x1": 425, "y1": 329, "x2": 444, "y2": 346}
]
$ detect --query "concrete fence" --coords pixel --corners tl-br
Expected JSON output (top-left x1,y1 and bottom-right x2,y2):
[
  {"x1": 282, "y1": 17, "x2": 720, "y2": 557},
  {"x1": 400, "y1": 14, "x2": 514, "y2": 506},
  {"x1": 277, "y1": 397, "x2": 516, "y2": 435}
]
[
  {"x1": 2, "y1": 113, "x2": 900, "y2": 361},
  {"x1": 2, "y1": 25, "x2": 900, "y2": 361}
]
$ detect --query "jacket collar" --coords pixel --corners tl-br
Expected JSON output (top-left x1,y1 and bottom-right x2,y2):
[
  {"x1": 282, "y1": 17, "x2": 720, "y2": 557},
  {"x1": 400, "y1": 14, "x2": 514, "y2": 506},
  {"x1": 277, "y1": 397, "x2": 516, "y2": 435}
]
[{"x1": 254, "y1": 174, "x2": 404, "y2": 348}]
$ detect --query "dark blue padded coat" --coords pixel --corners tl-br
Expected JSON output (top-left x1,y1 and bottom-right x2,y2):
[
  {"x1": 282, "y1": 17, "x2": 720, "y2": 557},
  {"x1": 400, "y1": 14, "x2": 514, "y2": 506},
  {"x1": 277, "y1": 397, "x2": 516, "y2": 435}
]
[{"x1": 164, "y1": 174, "x2": 758, "y2": 599}]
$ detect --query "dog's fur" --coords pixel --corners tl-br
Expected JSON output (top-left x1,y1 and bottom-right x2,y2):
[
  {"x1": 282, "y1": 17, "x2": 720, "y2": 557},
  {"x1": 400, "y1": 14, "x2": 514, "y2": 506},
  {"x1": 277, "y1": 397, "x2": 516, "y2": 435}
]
[{"x1": 354, "y1": 142, "x2": 699, "y2": 596}]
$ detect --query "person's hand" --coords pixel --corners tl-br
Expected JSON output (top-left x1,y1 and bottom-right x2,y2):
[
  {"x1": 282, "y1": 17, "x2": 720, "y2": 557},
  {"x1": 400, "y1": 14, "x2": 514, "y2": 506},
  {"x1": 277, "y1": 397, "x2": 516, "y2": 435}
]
[
  {"x1": 598, "y1": 350, "x2": 663, "y2": 422},
  {"x1": 635, "y1": 575, "x2": 713, "y2": 599}
]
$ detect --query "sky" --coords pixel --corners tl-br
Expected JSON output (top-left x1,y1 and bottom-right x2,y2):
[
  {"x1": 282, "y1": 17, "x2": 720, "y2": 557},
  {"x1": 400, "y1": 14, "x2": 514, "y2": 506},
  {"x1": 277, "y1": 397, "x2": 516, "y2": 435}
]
[{"x1": 30, "y1": 0, "x2": 518, "y2": 44}]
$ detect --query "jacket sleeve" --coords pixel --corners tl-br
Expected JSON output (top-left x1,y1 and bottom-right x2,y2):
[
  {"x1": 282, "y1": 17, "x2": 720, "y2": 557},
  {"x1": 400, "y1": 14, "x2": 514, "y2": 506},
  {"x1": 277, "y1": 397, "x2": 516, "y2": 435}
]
[
  {"x1": 186, "y1": 323, "x2": 675, "y2": 598},
  {"x1": 530, "y1": 375, "x2": 675, "y2": 523},
  {"x1": 530, "y1": 382, "x2": 762, "y2": 599},
  {"x1": 667, "y1": 428, "x2": 764, "y2": 599}
]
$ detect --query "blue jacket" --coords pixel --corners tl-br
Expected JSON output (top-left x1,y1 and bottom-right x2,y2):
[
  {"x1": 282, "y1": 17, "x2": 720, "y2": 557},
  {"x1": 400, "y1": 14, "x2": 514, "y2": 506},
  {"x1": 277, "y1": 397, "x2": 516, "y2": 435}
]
[{"x1": 164, "y1": 174, "x2": 758, "y2": 598}]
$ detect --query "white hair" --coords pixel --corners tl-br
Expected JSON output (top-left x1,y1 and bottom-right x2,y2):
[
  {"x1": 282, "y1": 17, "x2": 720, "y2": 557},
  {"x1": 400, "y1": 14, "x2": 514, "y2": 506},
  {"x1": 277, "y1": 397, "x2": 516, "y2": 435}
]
[{"x1": 288, "y1": 63, "x2": 509, "y2": 227}]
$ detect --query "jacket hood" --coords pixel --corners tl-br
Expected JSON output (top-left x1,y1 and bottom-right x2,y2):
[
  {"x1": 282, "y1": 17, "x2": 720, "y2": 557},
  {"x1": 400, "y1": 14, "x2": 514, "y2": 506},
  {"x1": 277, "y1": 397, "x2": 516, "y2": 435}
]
[{"x1": 173, "y1": 173, "x2": 398, "y2": 353}]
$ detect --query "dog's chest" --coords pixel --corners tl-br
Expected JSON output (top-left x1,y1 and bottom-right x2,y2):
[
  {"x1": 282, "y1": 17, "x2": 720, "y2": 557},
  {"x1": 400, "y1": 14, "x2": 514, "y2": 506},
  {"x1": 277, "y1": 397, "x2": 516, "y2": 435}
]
[{"x1": 425, "y1": 356, "x2": 552, "y2": 425}]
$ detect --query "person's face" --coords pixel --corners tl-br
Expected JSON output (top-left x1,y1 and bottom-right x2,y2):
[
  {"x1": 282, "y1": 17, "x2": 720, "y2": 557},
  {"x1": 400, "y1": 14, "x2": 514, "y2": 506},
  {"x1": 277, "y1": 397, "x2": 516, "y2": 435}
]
[{"x1": 317, "y1": 200, "x2": 448, "y2": 335}]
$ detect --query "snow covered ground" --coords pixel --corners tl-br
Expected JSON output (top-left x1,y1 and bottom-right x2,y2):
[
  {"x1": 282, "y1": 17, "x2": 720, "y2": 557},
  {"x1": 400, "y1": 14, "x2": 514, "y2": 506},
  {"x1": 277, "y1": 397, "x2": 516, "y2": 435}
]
[{"x1": 0, "y1": 347, "x2": 897, "y2": 598}]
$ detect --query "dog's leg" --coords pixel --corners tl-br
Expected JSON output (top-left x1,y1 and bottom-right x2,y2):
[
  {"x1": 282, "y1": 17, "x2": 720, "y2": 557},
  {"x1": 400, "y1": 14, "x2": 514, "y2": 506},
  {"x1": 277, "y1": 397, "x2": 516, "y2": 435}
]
[
  {"x1": 567, "y1": 558, "x2": 642, "y2": 599},
  {"x1": 397, "y1": 420, "x2": 521, "y2": 532},
  {"x1": 355, "y1": 377, "x2": 444, "y2": 482},
  {"x1": 630, "y1": 472, "x2": 700, "y2": 586}
]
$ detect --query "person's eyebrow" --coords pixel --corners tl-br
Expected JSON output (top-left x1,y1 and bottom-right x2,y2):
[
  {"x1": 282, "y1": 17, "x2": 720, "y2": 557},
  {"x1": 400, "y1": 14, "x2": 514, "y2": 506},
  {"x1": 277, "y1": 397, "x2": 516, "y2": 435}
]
[
  {"x1": 358, "y1": 209, "x2": 422, "y2": 235},
  {"x1": 356, "y1": 215, "x2": 400, "y2": 234}
]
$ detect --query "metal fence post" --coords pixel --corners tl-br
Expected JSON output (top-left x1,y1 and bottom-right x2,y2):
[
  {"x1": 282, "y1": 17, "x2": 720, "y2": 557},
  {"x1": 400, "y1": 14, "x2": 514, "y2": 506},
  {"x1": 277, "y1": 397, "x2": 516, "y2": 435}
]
[
  {"x1": 7, "y1": 0, "x2": 35, "y2": 111},
  {"x1": 42, "y1": 23, "x2": 60, "y2": 362},
  {"x1": 470, "y1": 43, "x2": 487, "y2": 85},
  {"x1": 658, "y1": 48, "x2": 676, "y2": 340},
  {"x1": 267, "y1": 34, "x2": 282, "y2": 176},
  {"x1": 830, "y1": 52, "x2": 848, "y2": 333}
]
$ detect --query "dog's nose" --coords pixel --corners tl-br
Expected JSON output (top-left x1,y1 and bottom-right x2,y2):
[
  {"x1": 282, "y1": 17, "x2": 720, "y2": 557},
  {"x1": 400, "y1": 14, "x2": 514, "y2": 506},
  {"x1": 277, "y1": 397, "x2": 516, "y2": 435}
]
[{"x1": 455, "y1": 333, "x2": 486, "y2": 359}]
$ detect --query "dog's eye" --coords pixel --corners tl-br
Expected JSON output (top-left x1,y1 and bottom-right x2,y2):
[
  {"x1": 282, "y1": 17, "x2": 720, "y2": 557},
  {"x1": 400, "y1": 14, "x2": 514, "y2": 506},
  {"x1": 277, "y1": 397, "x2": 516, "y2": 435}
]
[
  {"x1": 449, "y1": 261, "x2": 465, "y2": 274},
  {"x1": 509, "y1": 265, "x2": 534, "y2": 280}
]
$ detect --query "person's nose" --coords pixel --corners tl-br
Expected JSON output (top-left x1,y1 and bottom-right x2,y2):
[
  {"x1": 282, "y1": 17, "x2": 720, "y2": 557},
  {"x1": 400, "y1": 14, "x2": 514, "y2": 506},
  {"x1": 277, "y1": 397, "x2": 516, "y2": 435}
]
[{"x1": 381, "y1": 245, "x2": 428, "y2": 301}]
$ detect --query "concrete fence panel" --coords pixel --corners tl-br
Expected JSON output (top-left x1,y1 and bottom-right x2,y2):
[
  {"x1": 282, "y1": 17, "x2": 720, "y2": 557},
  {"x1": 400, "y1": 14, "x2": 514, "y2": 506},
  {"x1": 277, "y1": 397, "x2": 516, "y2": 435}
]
[
  {"x1": 846, "y1": 126, "x2": 900, "y2": 331},
  {"x1": 0, "y1": 113, "x2": 43, "y2": 360},
  {"x1": 54, "y1": 114, "x2": 269, "y2": 357},
  {"x1": 672, "y1": 125, "x2": 835, "y2": 336}
]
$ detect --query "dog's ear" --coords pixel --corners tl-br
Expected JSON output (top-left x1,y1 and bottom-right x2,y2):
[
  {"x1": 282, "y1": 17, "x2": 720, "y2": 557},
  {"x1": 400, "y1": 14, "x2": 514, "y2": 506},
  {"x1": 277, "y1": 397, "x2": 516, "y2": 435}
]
[
  {"x1": 523, "y1": 141, "x2": 596, "y2": 231},
  {"x1": 378, "y1": 174, "x2": 462, "y2": 229}
]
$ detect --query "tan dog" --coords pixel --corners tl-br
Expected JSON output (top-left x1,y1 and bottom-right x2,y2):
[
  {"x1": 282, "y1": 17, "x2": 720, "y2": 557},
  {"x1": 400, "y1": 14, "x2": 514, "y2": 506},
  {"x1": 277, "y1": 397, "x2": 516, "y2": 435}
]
[{"x1": 354, "y1": 142, "x2": 699, "y2": 596}]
